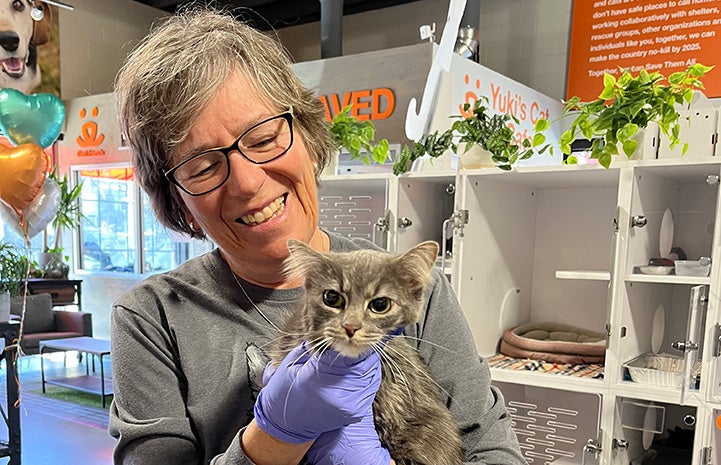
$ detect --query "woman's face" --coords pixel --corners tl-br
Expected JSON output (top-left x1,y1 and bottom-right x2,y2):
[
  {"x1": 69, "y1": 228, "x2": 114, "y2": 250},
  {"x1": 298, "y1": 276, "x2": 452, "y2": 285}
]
[{"x1": 171, "y1": 68, "x2": 321, "y2": 281}]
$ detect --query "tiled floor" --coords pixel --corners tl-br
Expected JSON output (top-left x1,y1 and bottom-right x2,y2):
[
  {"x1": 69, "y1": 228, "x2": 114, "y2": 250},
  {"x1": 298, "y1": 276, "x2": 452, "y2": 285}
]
[{"x1": 1, "y1": 353, "x2": 115, "y2": 465}]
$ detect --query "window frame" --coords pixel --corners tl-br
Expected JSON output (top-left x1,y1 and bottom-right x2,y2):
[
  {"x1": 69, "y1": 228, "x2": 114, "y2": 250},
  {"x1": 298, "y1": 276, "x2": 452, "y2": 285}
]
[{"x1": 70, "y1": 164, "x2": 203, "y2": 277}]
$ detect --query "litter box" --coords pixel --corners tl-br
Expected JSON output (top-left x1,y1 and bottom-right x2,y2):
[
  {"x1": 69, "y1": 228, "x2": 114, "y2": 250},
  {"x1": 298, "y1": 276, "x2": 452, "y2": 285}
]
[{"x1": 623, "y1": 353, "x2": 684, "y2": 387}]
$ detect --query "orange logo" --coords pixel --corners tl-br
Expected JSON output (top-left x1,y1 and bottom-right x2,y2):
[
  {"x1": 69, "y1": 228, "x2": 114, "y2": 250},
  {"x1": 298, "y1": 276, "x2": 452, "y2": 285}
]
[{"x1": 77, "y1": 107, "x2": 105, "y2": 147}]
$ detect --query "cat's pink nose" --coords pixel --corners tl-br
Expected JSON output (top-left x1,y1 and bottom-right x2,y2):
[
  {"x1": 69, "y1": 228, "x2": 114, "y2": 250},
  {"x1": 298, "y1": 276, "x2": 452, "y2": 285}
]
[{"x1": 344, "y1": 325, "x2": 357, "y2": 338}]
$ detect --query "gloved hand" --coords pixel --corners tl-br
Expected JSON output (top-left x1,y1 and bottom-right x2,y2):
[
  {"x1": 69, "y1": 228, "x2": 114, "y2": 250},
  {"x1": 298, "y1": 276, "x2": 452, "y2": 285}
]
[
  {"x1": 305, "y1": 413, "x2": 391, "y2": 465},
  {"x1": 254, "y1": 342, "x2": 382, "y2": 444}
]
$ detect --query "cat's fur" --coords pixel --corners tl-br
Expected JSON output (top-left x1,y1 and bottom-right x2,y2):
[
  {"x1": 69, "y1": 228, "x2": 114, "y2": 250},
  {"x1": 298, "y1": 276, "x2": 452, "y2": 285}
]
[{"x1": 270, "y1": 239, "x2": 463, "y2": 465}]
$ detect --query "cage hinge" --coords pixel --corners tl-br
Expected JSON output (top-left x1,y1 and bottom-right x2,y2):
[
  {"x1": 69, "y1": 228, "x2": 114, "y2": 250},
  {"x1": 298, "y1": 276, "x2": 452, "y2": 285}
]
[
  {"x1": 713, "y1": 324, "x2": 721, "y2": 358},
  {"x1": 701, "y1": 446, "x2": 712, "y2": 465},
  {"x1": 452, "y1": 209, "x2": 469, "y2": 237}
]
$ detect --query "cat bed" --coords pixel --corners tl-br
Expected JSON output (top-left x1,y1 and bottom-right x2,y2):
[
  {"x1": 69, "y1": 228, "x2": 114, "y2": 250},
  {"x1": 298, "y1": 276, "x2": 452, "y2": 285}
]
[{"x1": 499, "y1": 322, "x2": 606, "y2": 365}]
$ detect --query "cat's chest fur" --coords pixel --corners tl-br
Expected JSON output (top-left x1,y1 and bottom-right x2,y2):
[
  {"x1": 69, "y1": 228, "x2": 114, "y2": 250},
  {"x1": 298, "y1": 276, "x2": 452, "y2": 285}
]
[{"x1": 373, "y1": 338, "x2": 463, "y2": 465}]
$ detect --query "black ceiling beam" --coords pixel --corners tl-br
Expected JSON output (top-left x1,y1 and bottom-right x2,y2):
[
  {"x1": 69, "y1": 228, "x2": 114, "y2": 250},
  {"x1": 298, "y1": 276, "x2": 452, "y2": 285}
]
[{"x1": 133, "y1": 0, "x2": 425, "y2": 31}]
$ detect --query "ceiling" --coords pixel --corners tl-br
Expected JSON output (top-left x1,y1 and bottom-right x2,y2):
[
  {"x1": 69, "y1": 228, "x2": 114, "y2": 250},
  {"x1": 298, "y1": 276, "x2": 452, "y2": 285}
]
[{"x1": 131, "y1": 0, "x2": 424, "y2": 31}]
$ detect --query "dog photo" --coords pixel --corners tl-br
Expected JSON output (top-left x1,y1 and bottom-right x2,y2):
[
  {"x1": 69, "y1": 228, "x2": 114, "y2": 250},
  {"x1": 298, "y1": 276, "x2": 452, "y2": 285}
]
[{"x1": 0, "y1": 0, "x2": 54, "y2": 95}]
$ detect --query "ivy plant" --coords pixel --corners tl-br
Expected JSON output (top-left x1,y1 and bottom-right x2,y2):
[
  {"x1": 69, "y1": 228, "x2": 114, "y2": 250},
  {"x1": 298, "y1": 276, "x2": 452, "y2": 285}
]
[
  {"x1": 329, "y1": 105, "x2": 390, "y2": 165},
  {"x1": 537, "y1": 63, "x2": 713, "y2": 168}
]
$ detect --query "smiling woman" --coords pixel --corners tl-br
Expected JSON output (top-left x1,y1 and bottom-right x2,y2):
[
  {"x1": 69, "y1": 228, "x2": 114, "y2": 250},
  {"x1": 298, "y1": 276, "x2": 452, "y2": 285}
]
[{"x1": 109, "y1": 8, "x2": 526, "y2": 465}]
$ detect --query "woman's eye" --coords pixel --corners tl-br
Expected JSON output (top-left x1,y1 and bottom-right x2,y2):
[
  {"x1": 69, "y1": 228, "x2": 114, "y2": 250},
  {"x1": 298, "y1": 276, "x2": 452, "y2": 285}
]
[
  {"x1": 368, "y1": 297, "x2": 391, "y2": 314},
  {"x1": 244, "y1": 132, "x2": 278, "y2": 151},
  {"x1": 189, "y1": 161, "x2": 220, "y2": 179},
  {"x1": 322, "y1": 290, "x2": 345, "y2": 309}
]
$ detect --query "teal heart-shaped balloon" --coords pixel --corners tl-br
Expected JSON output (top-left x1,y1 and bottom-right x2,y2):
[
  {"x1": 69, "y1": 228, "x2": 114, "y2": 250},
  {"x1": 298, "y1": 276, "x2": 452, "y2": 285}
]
[{"x1": 0, "y1": 88, "x2": 66, "y2": 148}]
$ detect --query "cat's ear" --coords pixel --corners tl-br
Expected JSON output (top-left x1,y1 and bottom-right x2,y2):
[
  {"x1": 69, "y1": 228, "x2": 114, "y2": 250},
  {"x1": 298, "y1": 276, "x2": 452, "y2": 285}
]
[
  {"x1": 392, "y1": 241, "x2": 439, "y2": 292},
  {"x1": 402, "y1": 241, "x2": 439, "y2": 271},
  {"x1": 283, "y1": 239, "x2": 326, "y2": 281}
]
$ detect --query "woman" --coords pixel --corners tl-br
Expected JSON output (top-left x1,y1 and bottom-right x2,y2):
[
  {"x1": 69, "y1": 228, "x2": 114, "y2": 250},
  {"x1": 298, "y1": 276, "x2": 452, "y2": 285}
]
[{"x1": 110, "y1": 8, "x2": 525, "y2": 465}]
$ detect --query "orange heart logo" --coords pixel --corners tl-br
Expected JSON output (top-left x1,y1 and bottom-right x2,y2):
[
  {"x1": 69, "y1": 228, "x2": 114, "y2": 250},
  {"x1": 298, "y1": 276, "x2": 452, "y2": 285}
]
[{"x1": 0, "y1": 143, "x2": 48, "y2": 216}]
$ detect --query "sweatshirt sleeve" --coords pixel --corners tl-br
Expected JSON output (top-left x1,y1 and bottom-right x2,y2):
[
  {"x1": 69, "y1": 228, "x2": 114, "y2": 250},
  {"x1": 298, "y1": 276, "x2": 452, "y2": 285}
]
[
  {"x1": 108, "y1": 302, "x2": 257, "y2": 465},
  {"x1": 411, "y1": 270, "x2": 527, "y2": 465}
]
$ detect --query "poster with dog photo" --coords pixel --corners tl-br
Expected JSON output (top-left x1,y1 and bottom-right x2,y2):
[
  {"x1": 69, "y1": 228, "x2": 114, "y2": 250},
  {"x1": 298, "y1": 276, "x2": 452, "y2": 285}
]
[{"x1": 1, "y1": 1, "x2": 60, "y2": 96}]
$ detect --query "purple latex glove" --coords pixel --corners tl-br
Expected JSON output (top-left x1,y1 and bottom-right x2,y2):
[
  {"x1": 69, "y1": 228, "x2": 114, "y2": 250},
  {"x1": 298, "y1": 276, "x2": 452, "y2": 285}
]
[
  {"x1": 305, "y1": 413, "x2": 391, "y2": 465},
  {"x1": 254, "y1": 342, "x2": 382, "y2": 444}
]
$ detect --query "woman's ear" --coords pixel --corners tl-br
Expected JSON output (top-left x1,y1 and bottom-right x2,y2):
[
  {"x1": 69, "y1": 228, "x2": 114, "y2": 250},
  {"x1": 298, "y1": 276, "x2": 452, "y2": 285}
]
[
  {"x1": 186, "y1": 215, "x2": 200, "y2": 233},
  {"x1": 31, "y1": 2, "x2": 52, "y2": 46}
]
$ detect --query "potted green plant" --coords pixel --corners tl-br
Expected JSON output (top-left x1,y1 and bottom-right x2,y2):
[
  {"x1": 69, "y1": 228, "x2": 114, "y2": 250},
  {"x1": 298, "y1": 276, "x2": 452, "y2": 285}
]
[
  {"x1": 329, "y1": 105, "x2": 390, "y2": 172},
  {"x1": 392, "y1": 98, "x2": 549, "y2": 174},
  {"x1": 452, "y1": 97, "x2": 549, "y2": 171},
  {"x1": 39, "y1": 169, "x2": 84, "y2": 279},
  {"x1": 392, "y1": 129, "x2": 454, "y2": 175},
  {"x1": 539, "y1": 63, "x2": 713, "y2": 168},
  {"x1": 0, "y1": 242, "x2": 27, "y2": 322}
]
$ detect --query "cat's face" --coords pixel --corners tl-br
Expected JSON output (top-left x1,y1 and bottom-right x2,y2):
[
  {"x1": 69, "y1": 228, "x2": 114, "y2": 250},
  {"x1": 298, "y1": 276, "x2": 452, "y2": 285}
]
[{"x1": 284, "y1": 240, "x2": 439, "y2": 358}]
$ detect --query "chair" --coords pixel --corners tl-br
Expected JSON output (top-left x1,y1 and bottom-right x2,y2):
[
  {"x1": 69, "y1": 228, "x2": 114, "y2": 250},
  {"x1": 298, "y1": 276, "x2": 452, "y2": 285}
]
[{"x1": 9, "y1": 293, "x2": 93, "y2": 355}]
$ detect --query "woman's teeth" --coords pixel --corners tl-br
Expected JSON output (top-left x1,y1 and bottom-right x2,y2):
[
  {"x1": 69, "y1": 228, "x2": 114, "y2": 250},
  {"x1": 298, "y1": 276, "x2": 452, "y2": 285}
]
[{"x1": 242, "y1": 196, "x2": 285, "y2": 225}]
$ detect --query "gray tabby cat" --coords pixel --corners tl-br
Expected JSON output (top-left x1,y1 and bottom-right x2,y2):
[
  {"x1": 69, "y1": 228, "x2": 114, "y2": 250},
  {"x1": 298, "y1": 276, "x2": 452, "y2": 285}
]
[{"x1": 271, "y1": 239, "x2": 463, "y2": 465}]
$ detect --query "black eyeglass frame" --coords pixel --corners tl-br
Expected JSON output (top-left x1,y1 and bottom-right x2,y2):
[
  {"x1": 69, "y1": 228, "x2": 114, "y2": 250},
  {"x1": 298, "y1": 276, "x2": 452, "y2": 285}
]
[{"x1": 164, "y1": 111, "x2": 294, "y2": 196}]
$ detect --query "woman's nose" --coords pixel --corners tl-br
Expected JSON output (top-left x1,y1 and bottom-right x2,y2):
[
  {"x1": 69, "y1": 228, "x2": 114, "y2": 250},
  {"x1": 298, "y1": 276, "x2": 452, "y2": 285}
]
[{"x1": 224, "y1": 151, "x2": 267, "y2": 196}]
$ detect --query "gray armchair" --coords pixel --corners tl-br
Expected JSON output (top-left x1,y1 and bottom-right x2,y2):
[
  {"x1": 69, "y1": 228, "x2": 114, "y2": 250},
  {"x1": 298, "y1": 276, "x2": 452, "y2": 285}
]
[{"x1": 10, "y1": 293, "x2": 92, "y2": 355}]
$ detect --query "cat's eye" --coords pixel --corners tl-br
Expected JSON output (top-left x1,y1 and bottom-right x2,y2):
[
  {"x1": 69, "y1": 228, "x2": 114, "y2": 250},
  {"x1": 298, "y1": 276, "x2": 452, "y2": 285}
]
[
  {"x1": 368, "y1": 297, "x2": 391, "y2": 314},
  {"x1": 322, "y1": 290, "x2": 345, "y2": 309}
]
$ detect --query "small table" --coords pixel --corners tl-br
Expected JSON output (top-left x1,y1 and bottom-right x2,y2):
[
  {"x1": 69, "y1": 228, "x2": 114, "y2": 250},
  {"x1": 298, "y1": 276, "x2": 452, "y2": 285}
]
[{"x1": 39, "y1": 337, "x2": 113, "y2": 408}]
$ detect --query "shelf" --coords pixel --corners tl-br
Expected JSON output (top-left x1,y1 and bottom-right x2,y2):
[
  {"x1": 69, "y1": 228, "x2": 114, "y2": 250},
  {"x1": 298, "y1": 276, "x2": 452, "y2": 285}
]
[
  {"x1": 490, "y1": 367, "x2": 606, "y2": 394},
  {"x1": 625, "y1": 273, "x2": 711, "y2": 285},
  {"x1": 612, "y1": 380, "x2": 705, "y2": 406},
  {"x1": 555, "y1": 270, "x2": 610, "y2": 281},
  {"x1": 463, "y1": 163, "x2": 620, "y2": 189},
  {"x1": 45, "y1": 375, "x2": 114, "y2": 396}
]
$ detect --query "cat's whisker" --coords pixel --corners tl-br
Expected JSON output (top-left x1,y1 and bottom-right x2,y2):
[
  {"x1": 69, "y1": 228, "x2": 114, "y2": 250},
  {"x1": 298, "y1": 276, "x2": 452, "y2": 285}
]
[
  {"x1": 380, "y1": 350, "x2": 412, "y2": 394},
  {"x1": 395, "y1": 335, "x2": 461, "y2": 356},
  {"x1": 382, "y1": 343, "x2": 457, "y2": 405},
  {"x1": 373, "y1": 344, "x2": 412, "y2": 400},
  {"x1": 372, "y1": 342, "x2": 406, "y2": 385}
]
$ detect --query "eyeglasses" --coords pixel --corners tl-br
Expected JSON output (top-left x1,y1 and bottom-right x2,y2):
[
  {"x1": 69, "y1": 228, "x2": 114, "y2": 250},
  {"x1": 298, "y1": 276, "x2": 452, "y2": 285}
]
[{"x1": 164, "y1": 111, "x2": 294, "y2": 196}]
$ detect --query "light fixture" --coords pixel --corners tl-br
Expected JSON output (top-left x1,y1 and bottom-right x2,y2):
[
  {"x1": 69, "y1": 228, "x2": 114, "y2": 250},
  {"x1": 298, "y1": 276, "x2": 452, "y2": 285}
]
[{"x1": 453, "y1": 25, "x2": 478, "y2": 62}]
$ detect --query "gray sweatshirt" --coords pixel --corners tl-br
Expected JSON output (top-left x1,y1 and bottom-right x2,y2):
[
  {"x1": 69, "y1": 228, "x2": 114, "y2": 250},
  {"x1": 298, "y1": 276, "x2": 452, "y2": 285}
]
[{"x1": 109, "y1": 233, "x2": 526, "y2": 464}]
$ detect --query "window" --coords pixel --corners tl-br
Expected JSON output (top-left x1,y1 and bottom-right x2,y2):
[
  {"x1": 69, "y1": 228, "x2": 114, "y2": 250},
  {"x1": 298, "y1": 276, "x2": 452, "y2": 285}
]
[{"x1": 75, "y1": 167, "x2": 202, "y2": 274}]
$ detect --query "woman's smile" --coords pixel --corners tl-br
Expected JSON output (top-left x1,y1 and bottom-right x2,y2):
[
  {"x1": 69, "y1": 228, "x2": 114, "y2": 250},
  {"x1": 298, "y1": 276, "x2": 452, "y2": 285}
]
[{"x1": 239, "y1": 194, "x2": 287, "y2": 226}]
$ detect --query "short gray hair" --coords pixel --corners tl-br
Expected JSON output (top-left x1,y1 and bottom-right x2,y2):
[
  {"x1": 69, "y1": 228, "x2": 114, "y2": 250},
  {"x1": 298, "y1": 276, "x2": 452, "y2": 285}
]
[{"x1": 114, "y1": 9, "x2": 334, "y2": 237}]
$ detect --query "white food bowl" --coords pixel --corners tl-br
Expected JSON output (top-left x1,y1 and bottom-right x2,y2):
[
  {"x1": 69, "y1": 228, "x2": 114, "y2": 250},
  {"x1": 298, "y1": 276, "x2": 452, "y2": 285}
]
[
  {"x1": 674, "y1": 259, "x2": 710, "y2": 277},
  {"x1": 623, "y1": 353, "x2": 684, "y2": 387},
  {"x1": 638, "y1": 265, "x2": 674, "y2": 275}
]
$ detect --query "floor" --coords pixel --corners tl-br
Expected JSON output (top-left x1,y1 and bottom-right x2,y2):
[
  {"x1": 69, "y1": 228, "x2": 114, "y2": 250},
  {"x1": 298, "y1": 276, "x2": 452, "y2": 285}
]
[{"x1": 0, "y1": 353, "x2": 115, "y2": 465}]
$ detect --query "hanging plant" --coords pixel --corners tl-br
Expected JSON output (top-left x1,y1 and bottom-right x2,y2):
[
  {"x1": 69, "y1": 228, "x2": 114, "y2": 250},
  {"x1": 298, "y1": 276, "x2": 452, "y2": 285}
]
[
  {"x1": 329, "y1": 105, "x2": 390, "y2": 165},
  {"x1": 537, "y1": 63, "x2": 713, "y2": 168}
]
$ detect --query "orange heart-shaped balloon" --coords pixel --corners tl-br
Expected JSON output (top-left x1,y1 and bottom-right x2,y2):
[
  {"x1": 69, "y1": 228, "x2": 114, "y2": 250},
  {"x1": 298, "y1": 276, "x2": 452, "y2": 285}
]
[{"x1": 0, "y1": 143, "x2": 48, "y2": 216}]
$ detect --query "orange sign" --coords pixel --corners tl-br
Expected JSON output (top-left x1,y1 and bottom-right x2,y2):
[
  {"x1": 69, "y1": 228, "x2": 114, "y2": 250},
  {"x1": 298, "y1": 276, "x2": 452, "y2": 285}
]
[
  {"x1": 320, "y1": 87, "x2": 395, "y2": 122},
  {"x1": 76, "y1": 106, "x2": 106, "y2": 157},
  {"x1": 567, "y1": 0, "x2": 721, "y2": 101}
]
